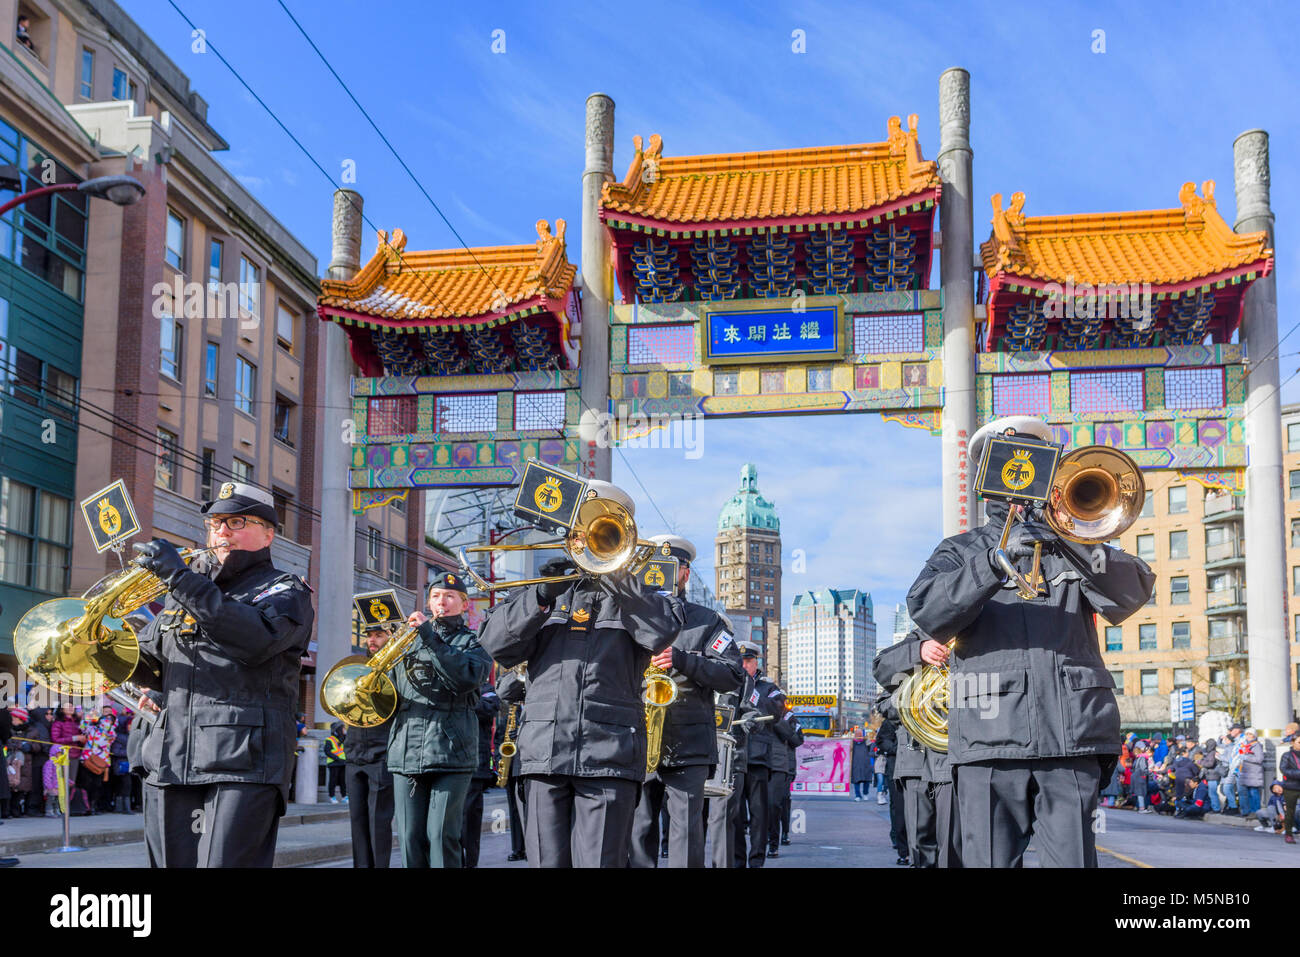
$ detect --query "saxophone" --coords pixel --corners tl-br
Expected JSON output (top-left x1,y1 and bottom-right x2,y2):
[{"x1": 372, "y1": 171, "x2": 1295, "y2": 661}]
[
  {"x1": 643, "y1": 661, "x2": 679, "y2": 774},
  {"x1": 495, "y1": 663, "x2": 526, "y2": 787}
]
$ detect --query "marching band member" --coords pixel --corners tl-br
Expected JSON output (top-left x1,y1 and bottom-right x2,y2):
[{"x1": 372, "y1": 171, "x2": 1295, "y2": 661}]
[
  {"x1": 907, "y1": 416, "x2": 1155, "y2": 867},
  {"x1": 767, "y1": 703, "x2": 803, "y2": 856},
  {"x1": 477, "y1": 481, "x2": 685, "y2": 868},
  {"x1": 629, "y1": 535, "x2": 743, "y2": 868},
  {"x1": 735, "y1": 642, "x2": 793, "y2": 868},
  {"x1": 461, "y1": 679, "x2": 501, "y2": 867},
  {"x1": 346, "y1": 625, "x2": 397, "y2": 868},
  {"x1": 387, "y1": 570, "x2": 492, "y2": 868},
  {"x1": 495, "y1": 665, "x2": 528, "y2": 862},
  {"x1": 708, "y1": 669, "x2": 757, "y2": 868},
  {"x1": 128, "y1": 482, "x2": 314, "y2": 867}
]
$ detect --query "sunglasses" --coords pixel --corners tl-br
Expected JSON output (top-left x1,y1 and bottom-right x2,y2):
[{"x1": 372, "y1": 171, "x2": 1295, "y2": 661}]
[{"x1": 204, "y1": 516, "x2": 271, "y2": 531}]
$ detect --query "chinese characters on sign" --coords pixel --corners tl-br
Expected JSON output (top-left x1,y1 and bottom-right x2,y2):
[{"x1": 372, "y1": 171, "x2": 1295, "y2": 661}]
[
  {"x1": 956, "y1": 428, "x2": 969, "y2": 533},
  {"x1": 705, "y1": 304, "x2": 840, "y2": 364}
]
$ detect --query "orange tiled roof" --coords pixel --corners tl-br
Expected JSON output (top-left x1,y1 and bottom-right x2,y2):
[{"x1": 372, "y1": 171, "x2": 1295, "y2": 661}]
[
  {"x1": 980, "y1": 182, "x2": 1272, "y2": 286},
  {"x1": 600, "y1": 115, "x2": 940, "y2": 226},
  {"x1": 318, "y1": 220, "x2": 575, "y2": 323}
]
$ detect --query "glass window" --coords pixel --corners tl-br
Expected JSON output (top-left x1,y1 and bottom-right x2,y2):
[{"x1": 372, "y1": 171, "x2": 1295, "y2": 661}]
[
  {"x1": 1206, "y1": 525, "x2": 1228, "y2": 547},
  {"x1": 1207, "y1": 572, "x2": 1229, "y2": 592},
  {"x1": 160, "y1": 317, "x2": 182, "y2": 381},
  {"x1": 1139, "y1": 623, "x2": 1157, "y2": 650},
  {"x1": 111, "y1": 68, "x2": 129, "y2": 100},
  {"x1": 713, "y1": 370, "x2": 740, "y2": 396},
  {"x1": 1105, "y1": 626, "x2": 1123, "y2": 652},
  {"x1": 155, "y1": 428, "x2": 177, "y2": 490},
  {"x1": 1172, "y1": 621, "x2": 1191, "y2": 649},
  {"x1": 239, "y1": 257, "x2": 260, "y2": 322},
  {"x1": 1168, "y1": 485, "x2": 1187, "y2": 514},
  {"x1": 234, "y1": 357, "x2": 255, "y2": 415},
  {"x1": 200, "y1": 449, "x2": 215, "y2": 501},
  {"x1": 44, "y1": 365, "x2": 76, "y2": 420},
  {"x1": 1140, "y1": 670, "x2": 1158, "y2": 696},
  {"x1": 208, "y1": 240, "x2": 223, "y2": 287},
  {"x1": 276, "y1": 303, "x2": 295, "y2": 349},
  {"x1": 273, "y1": 396, "x2": 294, "y2": 447},
  {"x1": 165, "y1": 210, "x2": 184, "y2": 270},
  {"x1": 1293, "y1": 566, "x2": 1300, "y2": 596},
  {"x1": 366, "y1": 528, "x2": 380, "y2": 570},
  {"x1": 231, "y1": 457, "x2": 252, "y2": 484},
  {"x1": 1110, "y1": 671, "x2": 1124, "y2": 694},
  {"x1": 387, "y1": 543, "x2": 404, "y2": 585},
  {"x1": 1292, "y1": 519, "x2": 1300, "y2": 550},
  {"x1": 204, "y1": 343, "x2": 218, "y2": 397},
  {"x1": 80, "y1": 49, "x2": 94, "y2": 98},
  {"x1": 1139, "y1": 490, "x2": 1154, "y2": 518},
  {"x1": 1171, "y1": 576, "x2": 1190, "y2": 604},
  {"x1": 1290, "y1": 471, "x2": 1300, "y2": 500},
  {"x1": 1169, "y1": 529, "x2": 1188, "y2": 560},
  {"x1": 1210, "y1": 618, "x2": 1232, "y2": 638},
  {"x1": 1136, "y1": 534, "x2": 1155, "y2": 560},
  {"x1": 1173, "y1": 668, "x2": 1192, "y2": 688},
  {"x1": 272, "y1": 488, "x2": 289, "y2": 536},
  {"x1": 1289, "y1": 421, "x2": 1300, "y2": 452},
  {"x1": 1210, "y1": 668, "x2": 1225, "y2": 686}
]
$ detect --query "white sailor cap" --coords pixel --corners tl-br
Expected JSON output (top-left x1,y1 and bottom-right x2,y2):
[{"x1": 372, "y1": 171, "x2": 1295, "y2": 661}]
[
  {"x1": 736, "y1": 640, "x2": 761, "y2": 658},
  {"x1": 969, "y1": 415, "x2": 1053, "y2": 464},
  {"x1": 584, "y1": 479, "x2": 635, "y2": 518},
  {"x1": 201, "y1": 481, "x2": 278, "y2": 524},
  {"x1": 649, "y1": 534, "x2": 696, "y2": 563}
]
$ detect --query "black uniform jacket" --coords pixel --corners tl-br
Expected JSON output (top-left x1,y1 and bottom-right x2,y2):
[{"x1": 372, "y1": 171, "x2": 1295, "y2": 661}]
[
  {"x1": 131, "y1": 547, "x2": 314, "y2": 803},
  {"x1": 873, "y1": 633, "x2": 951, "y2": 784},
  {"x1": 477, "y1": 573, "x2": 684, "y2": 782},
  {"x1": 659, "y1": 602, "x2": 744, "y2": 769},
  {"x1": 719, "y1": 673, "x2": 758, "y2": 775},
  {"x1": 386, "y1": 616, "x2": 492, "y2": 776},
  {"x1": 906, "y1": 500, "x2": 1155, "y2": 765},
  {"x1": 744, "y1": 675, "x2": 796, "y2": 771}
]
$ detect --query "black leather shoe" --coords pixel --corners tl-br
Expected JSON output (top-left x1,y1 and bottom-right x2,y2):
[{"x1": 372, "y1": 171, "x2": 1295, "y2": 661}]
[
  {"x1": 781, "y1": 837, "x2": 792, "y2": 846},
  {"x1": 896, "y1": 856, "x2": 910, "y2": 865},
  {"x1": 660, "y1": 847, "x2": 668, "y2": 859},
  {"x1": 507, "y1": 852, "x2": 526, "y2": 862},
  {"x1": 767, "y1": 849, "x2": 779, "y2": 858}
]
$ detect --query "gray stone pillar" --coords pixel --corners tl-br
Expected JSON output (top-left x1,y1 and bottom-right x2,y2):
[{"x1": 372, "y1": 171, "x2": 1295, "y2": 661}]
[
  {"x1": 579, "y1": 93, "x2": 615, "y2": 481},
  {"x1": 938, "y1": 68, "x2": 977, "y2": 537},
  {"x1": 315, "y1": 188, "x2": 363, "y2": 723},
  {"x1": 1234, "y1": 131, "x2": 1291, "y2": 735}
]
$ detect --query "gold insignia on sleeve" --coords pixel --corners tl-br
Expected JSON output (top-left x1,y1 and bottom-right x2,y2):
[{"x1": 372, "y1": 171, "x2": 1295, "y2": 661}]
[{"x1": 572, "y1": 608, "x2": 591, "y2": 624}]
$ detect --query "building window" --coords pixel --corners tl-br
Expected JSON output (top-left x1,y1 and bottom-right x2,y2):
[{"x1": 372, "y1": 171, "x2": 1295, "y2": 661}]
[
  {"x1": 1289, "y1": 422, "x2": 1300, "y2": 453},
  {"x1": 160, "y1": 316, "x2": 182, "y2": 381},
  {"x1": 1173, "y1": 667, "x2": 1192, "y2": 688},
  {"x1": 436, "y1": 393, "x2": 497, "y2": 433},
  {"x1": 208, "y1": 240, "x2": 223, "y2": 287},
  {"x1": 1104, "y1": 626, "x2": 1123, "y2": 652},
  {"x1": 1138, "y1": 623, "x2": 1157, "y2": 650},
  {"x1": 1290, "y1": 470, "x2": 1300, "y2": 500},
  {"x1": 1210, "y1": 618, "x2": 1232, "y2": 638},
  {"x1": 234, "y1": 357, "x2": 255, "y2": 415},
  {"x1": 273, "y1": 395, "x2": 295, "y2": 447},
  {"x1": 806, "y1": 366, "x2": 834, "y2": 392},
  {"x1": 1206, "y1": 524, "x2": 1229, "y2": 547},
  {"x1": 366, "y1": 528, "x2": 380, "y2": 571},
  {"x1": 276, "y1": 303, "x2": 295, "y2": 351},
  {"x1": 1292, "y1": 519, "x2": 1300, "y2": 550},
  {"x1": 1169, "y1": 529, "x2": 1188, "y2": 560},
  {"x1": 1168, "y1": 485, "x2": 1187, "y2": 514},
  {"x1": 1139, "y1": 490, "x2": 1154, "y2": 518},
  {"x1": 239, "y1": 257, "x2": 260, "y2": 323},
  {"x1": 80, "y1": 49, "x2": 94, "y2": 98},
  {"x1": 1069, "y1": 370, "x2": 1144, "y2": 413},
  {"x1": 165, "y1": 210, "x2": 185, "y2": 270},
  {"x1": 1172, "y1": 621, "x2": 1191, "y2": 649},
  {"x1": 0, "y1": 478, "x2": 70, "y2": 593},
  {"x1": 204, "y1": 342, "x2": 218, "y2": 397},
  {"x1": 389, "y1": 494, "x2": 406, "y2": 514},
  {"x1": 713, "y1": 370, "x2": 740, "y2": 396},
  {"x1": 1136, "y1": 534, "x2": 1155, "y2": 560},
  {"x1": 231, "y1": 457, "x2": 252, "y2": 484},
  {"x1": 1210, "y1": 668, "x2": 1225, "y2": 686},
  {"x1": 990, "y1": 373, "x2": 1051, "y2": 416},
  {"x1": 1110, "y1": 670, "x2": 1124, "y2": 695},
  {"x1": 387, "y1": 543, "x2": 404, "y2": 585},
  {"x1": 200, "y1": 449, "x2": 215, "y2": 501},
  {"x1": 1170, "y1": 576, "x2": 1190, "y2": 604},
  {"x1": 155, "y1": 428, "x2": 178, "y2": 490},
  {"x1": 1293, "y1": 566, "x2": 1300, "y2": 596},
  {"x1": 513, "y1": 391, "x2": 566, "y2": 431},
  {"x1": 272, "y1": 488, "x2": 290, "y2": 536},
  {"x1": 1140, "y1": 670, "x2": 1158, "y2": 696},
  {"x1": 111, "y1": 67, "x2": 130, "y2": 100}
]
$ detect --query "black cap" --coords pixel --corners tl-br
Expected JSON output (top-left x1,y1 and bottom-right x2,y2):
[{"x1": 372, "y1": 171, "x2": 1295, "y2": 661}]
[
  {"x1": 201, "y1": 481, "x2": 278, "y2": 525},
  {"x1": 429, "y1": 570, "x2": 468, "y2": 595}
]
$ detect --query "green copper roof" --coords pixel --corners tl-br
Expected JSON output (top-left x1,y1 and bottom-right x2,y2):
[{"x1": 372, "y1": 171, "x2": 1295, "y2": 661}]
[{"x1": 717, "y1": 463, "x2": 780, "y2": 532}]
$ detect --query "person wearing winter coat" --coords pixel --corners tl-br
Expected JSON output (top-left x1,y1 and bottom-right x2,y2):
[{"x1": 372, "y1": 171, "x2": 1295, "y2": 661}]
[
  {"x1": 1130, "y1": 745, "x2": 1153, "y2": 813},
  {"x1": 850, "y1": 732, "x2": 873, "y2": 801},
  {"x1": 324, "y1": 722, "x2": 347, "y2": 804},
  {"x1": 1198, "y1": 740, "x2": 1223, "y2": 813},
  {"x1": 23, "y1": 708, "x2": 51, "y2": 817},
  {"x1": 1099, "y1": 755, "x2": 1124, "y2": 807},
  {"x1": 1278, "y1": 735, "x2": 1300, "y2": 843},
  {"x1": 1218, "y1": 725, "x2": 1244, "y2": 814},
  {"x1": 1171, "y1": 749, "x2": 1200, "y2": 804},
  {"x1": 1235, "y1": 731, "x2": 1264, "y2": 815},
  {"x1": 50, "y1": 705, "x2": 88, "y2": 815}
]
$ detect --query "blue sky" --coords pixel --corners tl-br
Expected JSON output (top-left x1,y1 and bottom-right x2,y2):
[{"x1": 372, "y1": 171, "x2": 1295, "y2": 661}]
[{"x1": 121, "y1": 0, "x2": 1299, "y2": 625}]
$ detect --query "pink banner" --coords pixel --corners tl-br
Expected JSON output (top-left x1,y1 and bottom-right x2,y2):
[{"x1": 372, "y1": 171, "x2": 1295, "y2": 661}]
[{"x1": 792, "y1": 737, "x2": 851, "y2": 795}]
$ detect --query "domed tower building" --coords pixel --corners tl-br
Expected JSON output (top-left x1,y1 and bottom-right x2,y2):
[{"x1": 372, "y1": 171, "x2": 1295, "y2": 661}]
[{"x1": 715, "y1": 464, "x2": 782, "y2": 658}]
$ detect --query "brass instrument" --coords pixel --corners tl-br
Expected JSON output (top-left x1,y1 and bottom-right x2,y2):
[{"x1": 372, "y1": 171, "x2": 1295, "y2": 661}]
[
  {"x1": 495, "y1": 664, "x2": 526, "y2": 787},
  {"x1": 458, "y1": 494, "x2": 669, "y2": 592},
  {"x1": 643, "y1": 662, "x2": 679, "y2": 774},
  {"x1": 13, "y1": 547, "x2": 214, "y2": 697},
  {"x1": 319, "y1": 622, "x2": 423, "y2": 728},
  {"x1": 897, "y1": 445, "x2": 1145, "y2": 753}
]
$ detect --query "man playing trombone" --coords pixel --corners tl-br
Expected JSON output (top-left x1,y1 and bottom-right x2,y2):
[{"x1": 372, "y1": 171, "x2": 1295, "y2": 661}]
[
  {"x1": 127, "y1": 481, "x2": 314, "y2": 867},
  {"x1": 477, "y1": 481, "x2": 685, "y2": 867},
  {"x1": 906, "y1": 416, "x2": 1155, "y2": 867}
]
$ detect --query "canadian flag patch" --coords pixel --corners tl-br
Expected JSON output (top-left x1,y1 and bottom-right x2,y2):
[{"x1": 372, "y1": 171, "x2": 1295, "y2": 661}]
[
  {"x1": 252, "y1": 581, "x2": 293, "y2": 603},
  {"x1": 709, "y1": 631, "x2": 733, "y2": 654},
  {"x1": 749, "y1": 689, "x2": 760, "y2": 706}
]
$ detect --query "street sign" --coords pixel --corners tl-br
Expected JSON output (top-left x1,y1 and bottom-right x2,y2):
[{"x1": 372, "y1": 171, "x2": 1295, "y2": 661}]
[{"x1": 1169, "y1": 687, "x2": 1195, "y2": 722}]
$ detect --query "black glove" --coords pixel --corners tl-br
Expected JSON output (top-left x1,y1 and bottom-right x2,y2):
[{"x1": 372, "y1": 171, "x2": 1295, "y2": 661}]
[
  {"x1": 133, "y1": 539, "x2": 188, "y2": 585},
  {"x1": 538, "y1": 557, "x2": 576, "y2": 578},
  {"x1": 988, "y1": 519, "x2": 1052, "y2": 571}
]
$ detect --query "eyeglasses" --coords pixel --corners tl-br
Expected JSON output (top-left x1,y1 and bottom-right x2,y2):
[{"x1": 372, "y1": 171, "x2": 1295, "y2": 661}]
[{"x1": 204, "y1": 516, "x2": 270, "y2": 531}]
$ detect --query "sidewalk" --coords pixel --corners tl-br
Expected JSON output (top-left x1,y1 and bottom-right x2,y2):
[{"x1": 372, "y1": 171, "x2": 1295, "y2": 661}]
[{"x1": 1107, "y1": 803, "x2": 1261, "y2": 829}]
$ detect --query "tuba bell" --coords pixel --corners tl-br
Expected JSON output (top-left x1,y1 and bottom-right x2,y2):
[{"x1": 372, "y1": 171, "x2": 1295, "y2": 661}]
[
  {"x1": 642, "y1": 662, "x2": 679, "y2": 774},
  {"x1": 897, "y1": 444, "x2": 1145, "y2": 753}
]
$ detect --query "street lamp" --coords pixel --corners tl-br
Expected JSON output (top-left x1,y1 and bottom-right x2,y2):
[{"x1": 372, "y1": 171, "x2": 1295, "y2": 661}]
[{"x1": 0, "y1": 164, "x2": 146, "y2": 216}]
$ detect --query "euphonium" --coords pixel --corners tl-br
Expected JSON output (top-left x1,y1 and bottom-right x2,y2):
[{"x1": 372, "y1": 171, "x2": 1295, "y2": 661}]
[
  {"x1": 319, "y1": 623, "x2": 423, "y2": 729},
  {"x1": 13, "y1": 547, "x2": 214, "y2": 697},
  {"x1": 643, "y1": 662, "x2": 679, "y2": 774}
]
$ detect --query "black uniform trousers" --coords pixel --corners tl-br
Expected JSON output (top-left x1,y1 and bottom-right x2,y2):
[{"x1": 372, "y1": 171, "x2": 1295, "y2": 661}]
[
  {"x1": 393, "y1": 770, "x2": 472, "y2": 868},
  {"x1": 901, "y1": 777, "x2": 937, "y2": 867},
  {"x1": 143, "y1": 781, "x2": 280, "y2": 868},
  {"x1": 345, "y1": 762, "x2": 394, "y2": 868},
  {"x1": 955, "y1": 757, "x2": 1102, "y2": 868},
  {"x1": 934, "y1": 781, "x2": 962, "y2": 868},
  {"x1": 888, "y1": 777, "x2": 908, "y2": 858},
  {"x1": 462, "y1": 776, "x2": 491, "y2": 867},
  {"x1": 524, "y1": 774, "x2": 638, "y2": 868},
  {"x1": 506, "y1": 773, "x2": 526, "y2": 857},
  {"x1": 767, "y1": 771, "x2": 791, "y2": 848},
  {"x1": 711, "y1": 768, "x2": 744, "y2": 867},
  {"x1": 741, "y1": 765, "x2": 771, "y2": 867},
  {"x1": 630, "y1": 764, "x2": 710, "y2": 868}
]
